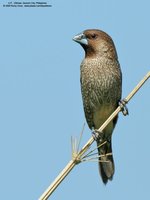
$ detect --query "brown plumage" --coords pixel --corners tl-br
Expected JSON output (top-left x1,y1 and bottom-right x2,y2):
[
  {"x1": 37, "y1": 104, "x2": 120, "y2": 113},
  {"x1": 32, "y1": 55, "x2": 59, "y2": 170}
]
[{"x1": 73, "y1": 29, "x2": 122, "y2": 184}]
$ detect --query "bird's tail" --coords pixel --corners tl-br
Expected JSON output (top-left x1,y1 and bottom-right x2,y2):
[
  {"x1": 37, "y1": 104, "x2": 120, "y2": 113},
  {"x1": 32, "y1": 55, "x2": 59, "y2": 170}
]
[{"x1": 97, "y1": 138, "x2": 114, "y2": 184}]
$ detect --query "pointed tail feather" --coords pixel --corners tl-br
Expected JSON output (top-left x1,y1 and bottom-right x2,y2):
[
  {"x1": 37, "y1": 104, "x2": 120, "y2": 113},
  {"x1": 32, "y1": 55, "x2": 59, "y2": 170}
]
[{"x1": 97, "y1": 139, "x2": 115, "y2": 184}]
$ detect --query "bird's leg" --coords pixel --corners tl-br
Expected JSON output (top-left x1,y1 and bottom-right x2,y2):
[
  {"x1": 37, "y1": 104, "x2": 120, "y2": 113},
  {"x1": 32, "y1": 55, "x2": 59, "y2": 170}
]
[
  {"x1": 119, "y1": 98, "x2": 129, "y2": 116},
  {"x1": 92, "y1": 129, "x2": 104, "y2": 142}
]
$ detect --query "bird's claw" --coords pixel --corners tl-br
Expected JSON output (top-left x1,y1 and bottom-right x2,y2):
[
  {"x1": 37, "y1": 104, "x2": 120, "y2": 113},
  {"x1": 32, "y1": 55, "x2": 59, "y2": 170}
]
[
  {"x1": 119, "y1": 98, "x2": 129, "y2": 116},
  {"x1": 92, "y1": 130, "x2": 104, "y2": 142}
]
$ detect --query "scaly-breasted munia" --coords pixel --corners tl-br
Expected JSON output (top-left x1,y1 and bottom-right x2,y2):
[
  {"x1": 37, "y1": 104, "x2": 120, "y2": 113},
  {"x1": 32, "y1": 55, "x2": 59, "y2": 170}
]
[{"x1": 73, "y1": 29, "x2": 122, "y2": 184}]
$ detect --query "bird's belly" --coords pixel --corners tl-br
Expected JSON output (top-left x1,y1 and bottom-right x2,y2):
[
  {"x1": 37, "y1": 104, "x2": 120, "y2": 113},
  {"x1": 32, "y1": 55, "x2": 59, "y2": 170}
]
[{"x1": 93, "y1": 105, "x2": 114, "y2": 136}]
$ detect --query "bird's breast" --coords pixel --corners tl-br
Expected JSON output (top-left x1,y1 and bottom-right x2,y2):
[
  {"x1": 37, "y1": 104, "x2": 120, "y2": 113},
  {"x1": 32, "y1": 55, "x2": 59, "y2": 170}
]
[
  {"x1": 80, "y1": 57, "x2": 122, "y2": 129},
  {"x1": 81, "y1": 58, "x2": 121, "y2": 104}
]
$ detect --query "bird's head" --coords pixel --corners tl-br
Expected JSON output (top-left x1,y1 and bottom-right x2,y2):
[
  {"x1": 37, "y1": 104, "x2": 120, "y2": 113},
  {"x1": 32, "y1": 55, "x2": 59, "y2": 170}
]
[{"x1": 73, "y1": 29, "x2": 118, "y2": 59}]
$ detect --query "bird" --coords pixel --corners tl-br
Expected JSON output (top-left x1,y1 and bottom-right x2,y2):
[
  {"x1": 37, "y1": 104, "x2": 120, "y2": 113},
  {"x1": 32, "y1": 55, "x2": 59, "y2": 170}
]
[{"x1": 73, "y1": 29, "x2": 122, "y2": 184}]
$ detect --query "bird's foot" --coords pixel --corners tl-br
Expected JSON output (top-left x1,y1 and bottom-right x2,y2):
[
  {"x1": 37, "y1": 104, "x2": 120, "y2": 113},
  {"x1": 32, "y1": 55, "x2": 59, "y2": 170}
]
[
  {"x1": 92, "y1": 130, "x2": 104, "y2": 142},
  {"x1": 119, "y1": 98, "x2": 129, "y2": 116}
]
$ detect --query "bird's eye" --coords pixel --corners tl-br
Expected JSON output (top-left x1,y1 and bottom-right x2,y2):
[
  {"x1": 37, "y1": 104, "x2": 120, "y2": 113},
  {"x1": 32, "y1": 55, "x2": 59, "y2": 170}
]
[{"x1": 91, "y1": 34, "x2": 97, "y2": 39}]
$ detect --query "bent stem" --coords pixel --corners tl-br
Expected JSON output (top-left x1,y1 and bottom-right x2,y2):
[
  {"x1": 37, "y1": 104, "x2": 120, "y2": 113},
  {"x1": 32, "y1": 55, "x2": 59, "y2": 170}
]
[{"x1": 39, "y1": 71, "x2": 150, "y2": 200}]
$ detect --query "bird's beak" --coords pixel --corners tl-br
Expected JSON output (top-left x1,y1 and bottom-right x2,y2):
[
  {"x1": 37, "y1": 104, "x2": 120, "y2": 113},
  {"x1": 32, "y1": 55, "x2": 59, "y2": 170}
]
[{"x1": 72, "y1": 32, "x2": 88, "y2": 45}]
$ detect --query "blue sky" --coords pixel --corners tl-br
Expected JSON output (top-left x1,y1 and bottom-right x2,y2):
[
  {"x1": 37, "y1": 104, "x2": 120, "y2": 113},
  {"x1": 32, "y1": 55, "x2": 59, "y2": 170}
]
[{"x1": 0, "y1": 1, "x2": 150, "y2": 199}]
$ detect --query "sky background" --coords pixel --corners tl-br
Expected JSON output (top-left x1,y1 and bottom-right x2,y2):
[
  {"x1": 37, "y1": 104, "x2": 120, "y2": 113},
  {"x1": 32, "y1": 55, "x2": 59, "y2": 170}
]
[{"x1": 0, "y1": 0, "x2": 150, "y2": 199}]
